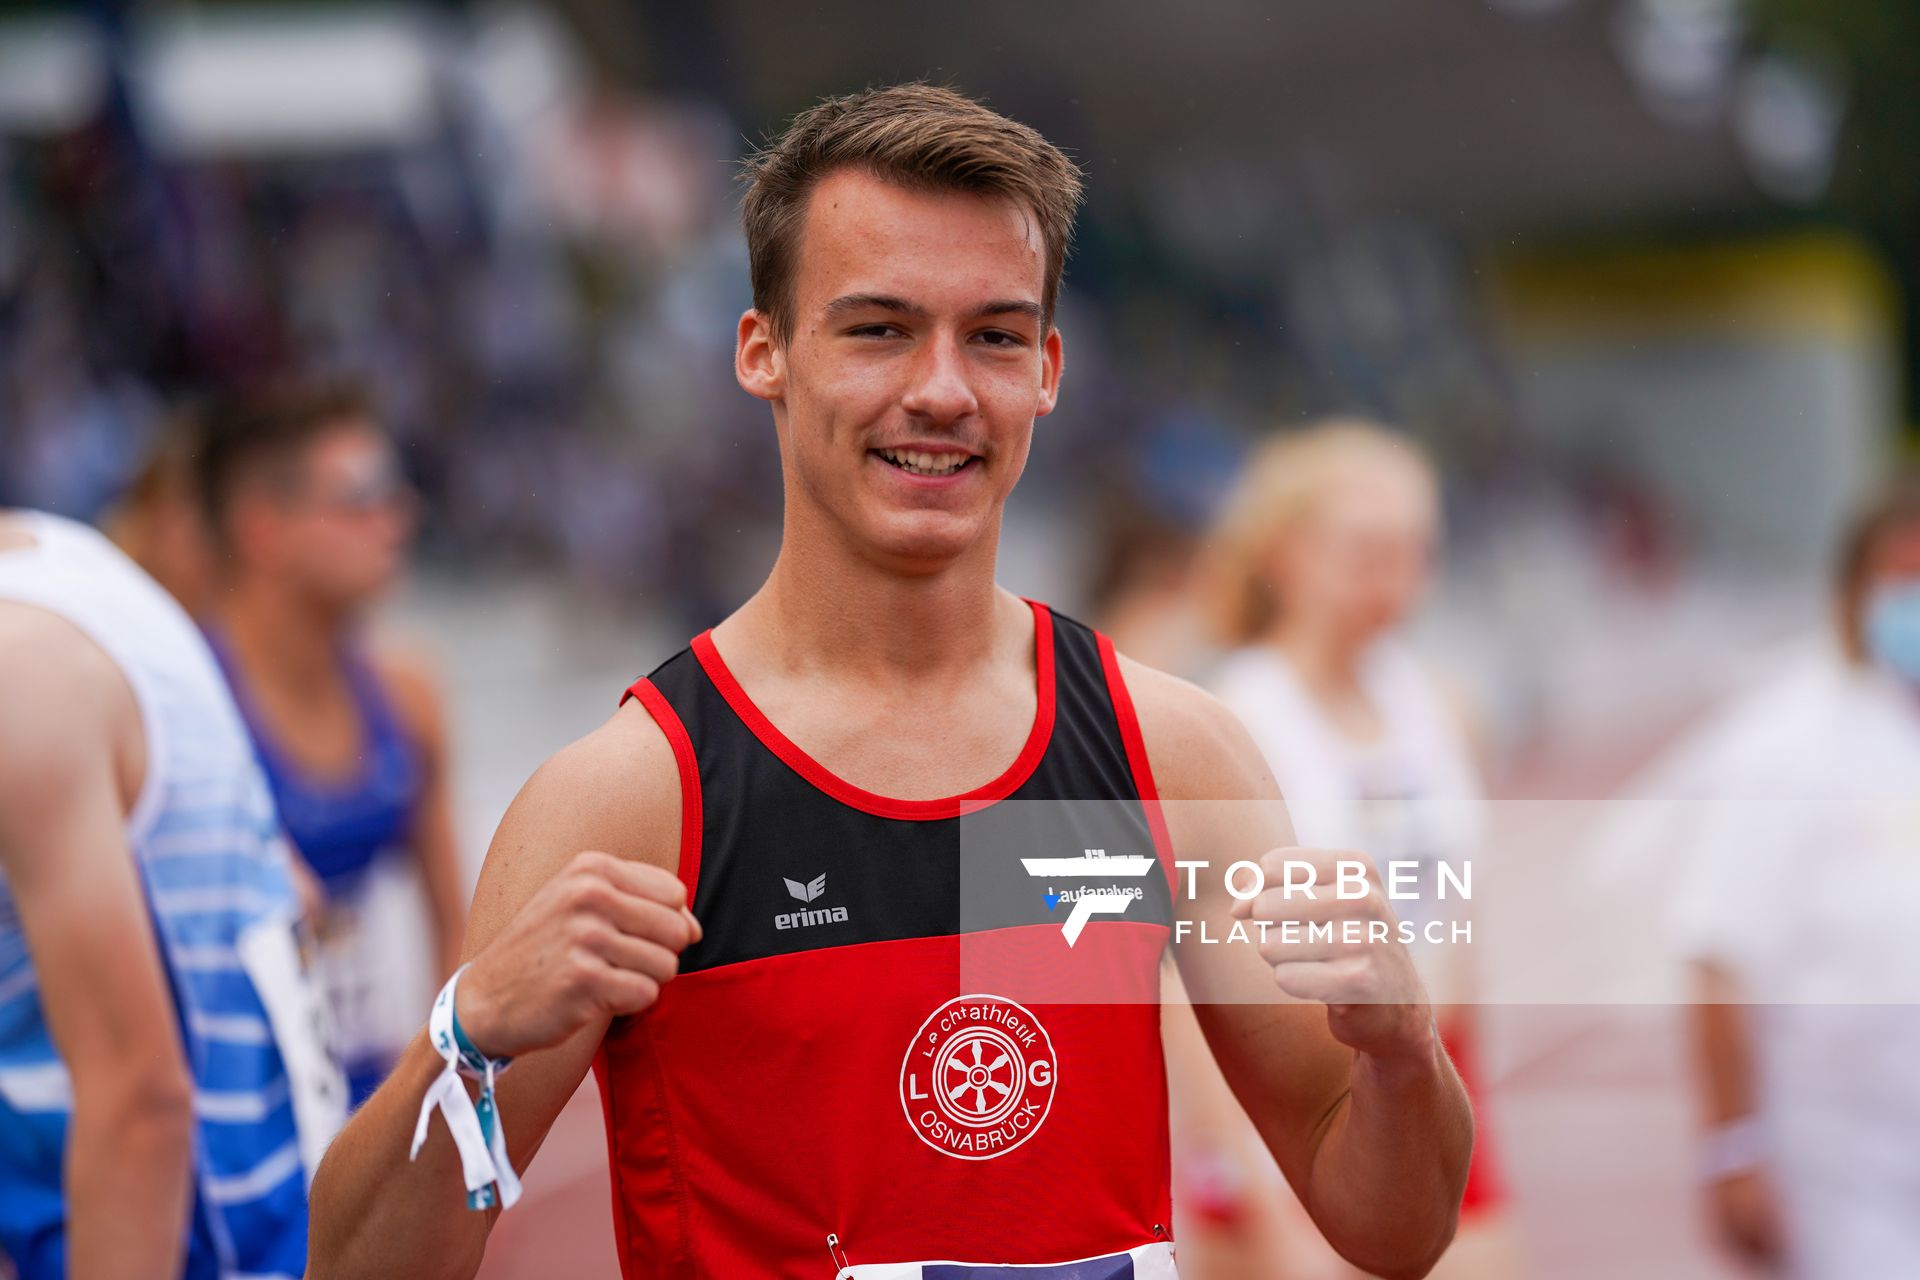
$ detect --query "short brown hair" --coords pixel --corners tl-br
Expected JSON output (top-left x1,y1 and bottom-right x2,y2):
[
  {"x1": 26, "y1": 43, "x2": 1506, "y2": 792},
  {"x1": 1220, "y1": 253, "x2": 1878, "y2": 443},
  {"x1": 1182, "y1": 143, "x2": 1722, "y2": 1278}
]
[
  {"x1": 739, "y1": 83, "x2": 1085, "y2": 344},
  {"x1": 195, "y1": 379, "x2": 376, "y2": 544},
  {"x1": 1836, "y1": 469, "x2": 1920, "y2": 662}
]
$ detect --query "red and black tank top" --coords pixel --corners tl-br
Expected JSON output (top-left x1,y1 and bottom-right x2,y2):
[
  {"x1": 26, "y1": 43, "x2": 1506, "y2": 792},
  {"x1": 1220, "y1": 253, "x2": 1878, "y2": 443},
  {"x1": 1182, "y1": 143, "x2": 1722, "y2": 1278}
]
[{"x1": 596, "y1": 600, "x2": 1180, "y2": 1278}]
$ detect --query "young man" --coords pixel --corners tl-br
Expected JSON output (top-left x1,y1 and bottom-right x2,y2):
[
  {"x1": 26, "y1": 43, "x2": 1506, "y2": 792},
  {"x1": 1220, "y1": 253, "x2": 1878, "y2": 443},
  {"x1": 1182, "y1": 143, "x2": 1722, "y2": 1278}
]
[
  {"x1": 309, "y1": 84, "x2": 1472, "y2": 1279},
  {"x1": 196, "y1": 384, "x2": 467, "y2": 1105},
  {"x1": 0, "y1": 509, "x2": 342, "y2": 1279}
]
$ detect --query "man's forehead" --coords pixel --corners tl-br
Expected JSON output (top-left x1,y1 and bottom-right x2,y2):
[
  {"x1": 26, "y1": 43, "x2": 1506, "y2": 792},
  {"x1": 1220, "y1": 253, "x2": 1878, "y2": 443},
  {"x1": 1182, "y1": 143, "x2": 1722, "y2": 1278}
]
[
  {"x1": 290, "y1": 422, "x2": 385, "y2": 478},
  {"x1": 794, "y1": 169, "x2": 1044, "y2": 308}
]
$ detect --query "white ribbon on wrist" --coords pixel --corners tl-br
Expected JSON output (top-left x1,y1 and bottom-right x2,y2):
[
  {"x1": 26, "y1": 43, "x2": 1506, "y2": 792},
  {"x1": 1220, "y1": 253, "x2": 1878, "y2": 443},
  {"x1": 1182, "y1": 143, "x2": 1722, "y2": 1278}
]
[
  {"x1": 1698, "y1": 1114, "x2": 1765, "y2": 1183},
  {"x1": 409, "y1": 965, "x2": 523, "y2": 1210}
]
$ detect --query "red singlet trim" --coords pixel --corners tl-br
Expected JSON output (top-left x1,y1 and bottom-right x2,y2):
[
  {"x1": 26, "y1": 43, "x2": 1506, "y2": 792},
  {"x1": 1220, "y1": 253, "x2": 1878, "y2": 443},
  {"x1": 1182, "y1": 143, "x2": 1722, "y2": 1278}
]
[
  {"x1": 621, "y1": 677, "x2": 705, "y2": 909},
  {"x1": 1095, "y1": 631, "x2": 1176, "y2": 890},
  {"x1": 688, "y1": 599, "x2": 1057, "y2": 821}
]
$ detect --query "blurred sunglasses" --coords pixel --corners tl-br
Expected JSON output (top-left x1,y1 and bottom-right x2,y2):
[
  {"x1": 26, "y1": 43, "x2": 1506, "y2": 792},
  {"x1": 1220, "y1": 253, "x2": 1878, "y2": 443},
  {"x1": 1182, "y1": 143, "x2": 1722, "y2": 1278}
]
[{"x1": 298, "y1": 463, "x2": 418, "y2": 518}]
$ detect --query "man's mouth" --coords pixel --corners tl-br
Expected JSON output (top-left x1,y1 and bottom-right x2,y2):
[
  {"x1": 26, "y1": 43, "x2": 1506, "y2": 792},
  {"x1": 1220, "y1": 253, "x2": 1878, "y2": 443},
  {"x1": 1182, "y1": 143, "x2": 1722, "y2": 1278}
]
[{"x1": 872, "y1": 447, "x2": 976, "y2": 478}]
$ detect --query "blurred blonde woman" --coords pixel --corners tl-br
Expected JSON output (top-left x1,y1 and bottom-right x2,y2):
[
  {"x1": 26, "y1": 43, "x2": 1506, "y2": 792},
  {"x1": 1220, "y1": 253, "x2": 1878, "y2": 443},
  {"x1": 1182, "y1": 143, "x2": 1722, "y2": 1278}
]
[{"x1": 1166, "y1": 420, "x2": 1519, "y2": 1279}]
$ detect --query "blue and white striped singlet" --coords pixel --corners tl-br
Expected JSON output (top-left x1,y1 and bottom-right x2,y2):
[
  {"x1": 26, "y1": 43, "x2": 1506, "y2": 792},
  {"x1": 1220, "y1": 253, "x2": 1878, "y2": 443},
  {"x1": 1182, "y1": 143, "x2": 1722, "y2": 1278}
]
[{"x1": 0, "y1": 511, "x2": 345, "y2": 1279}]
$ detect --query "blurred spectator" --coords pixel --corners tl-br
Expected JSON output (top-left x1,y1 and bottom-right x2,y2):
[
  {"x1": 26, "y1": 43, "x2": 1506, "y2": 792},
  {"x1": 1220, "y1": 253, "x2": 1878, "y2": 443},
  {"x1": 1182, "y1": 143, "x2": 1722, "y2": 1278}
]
[
  {"x1": 1171, "y1": 420, "x2": 1520, "y2": 1279},
  {"x1": 1086, "y1": 499, "x2": 1207, "y2": 677},
  {"x1": 195, "y1": 380, "x2": 465, "y2": 1107},
  {"x1": 103, "y1": 408, "x2": 215, "y2": 616},
  {"x1": 1671, "y1": 472, "x2": 1920, "y2": 1278}
]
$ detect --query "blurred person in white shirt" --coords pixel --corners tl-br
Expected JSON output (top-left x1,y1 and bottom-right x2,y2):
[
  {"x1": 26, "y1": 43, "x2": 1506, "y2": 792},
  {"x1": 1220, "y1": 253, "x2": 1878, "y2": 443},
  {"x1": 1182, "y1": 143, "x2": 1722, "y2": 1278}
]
[
  {"x1": 1167, "y1": 421, "x2": 1519, "y2": 1279},
  {"x1": 1673, "y1": 472, "x2": 1920, "y2": 1279}
]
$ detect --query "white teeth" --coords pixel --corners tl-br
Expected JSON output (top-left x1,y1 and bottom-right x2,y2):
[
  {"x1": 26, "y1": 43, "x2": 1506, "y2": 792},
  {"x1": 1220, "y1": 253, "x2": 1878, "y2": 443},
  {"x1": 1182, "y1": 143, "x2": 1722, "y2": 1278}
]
[{"x1": 879, "y1": 448, "x2": 970, "y2": 477}]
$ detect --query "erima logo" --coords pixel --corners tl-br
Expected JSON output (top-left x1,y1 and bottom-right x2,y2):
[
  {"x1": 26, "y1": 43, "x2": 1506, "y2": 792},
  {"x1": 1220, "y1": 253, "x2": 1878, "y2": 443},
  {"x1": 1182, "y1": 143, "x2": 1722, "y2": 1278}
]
[
  {"x1": 776, "y1": 873, "x2": 848, "y2": 931},
  {"x1": 1020, "y1": 848, "x2": 1157, "y2": 946}
]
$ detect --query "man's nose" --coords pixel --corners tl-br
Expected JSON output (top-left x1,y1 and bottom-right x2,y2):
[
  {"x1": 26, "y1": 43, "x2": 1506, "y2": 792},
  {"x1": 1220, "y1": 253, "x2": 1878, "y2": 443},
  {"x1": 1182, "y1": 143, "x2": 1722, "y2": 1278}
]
[{"x1": 899, "y1": 333, "x2": 980, "y2": 425}]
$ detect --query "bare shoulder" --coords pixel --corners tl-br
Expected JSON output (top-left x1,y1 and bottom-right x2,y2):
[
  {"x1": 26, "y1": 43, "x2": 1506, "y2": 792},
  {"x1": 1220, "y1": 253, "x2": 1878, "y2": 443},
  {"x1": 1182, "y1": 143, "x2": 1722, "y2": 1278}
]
[
  {"x1": 1112, "y1": 648, "x2": 1280, "y2": 804},
  {"x1": 0, "y1": 601, "x2": 134, "y2": 839},
  {"x1": 367, "y1": 635, "x2": 446, "y2": 742},
  {"x1": 470, "y1": 698, "x2": 685, "y2": 926},
  {"x1": 0, "y1": 601, "x2": 129, "y2": 750}
]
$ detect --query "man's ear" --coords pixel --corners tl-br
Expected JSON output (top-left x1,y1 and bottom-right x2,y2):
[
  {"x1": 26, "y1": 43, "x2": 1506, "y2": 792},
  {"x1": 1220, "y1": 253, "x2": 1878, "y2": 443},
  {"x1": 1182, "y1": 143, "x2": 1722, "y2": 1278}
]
[
  {"x1": 1034, "y1": 325, "x2": 1065, "y2": 419},
  {"x1": 736, "y1": 309, "x2": 785, "y2": 403}
]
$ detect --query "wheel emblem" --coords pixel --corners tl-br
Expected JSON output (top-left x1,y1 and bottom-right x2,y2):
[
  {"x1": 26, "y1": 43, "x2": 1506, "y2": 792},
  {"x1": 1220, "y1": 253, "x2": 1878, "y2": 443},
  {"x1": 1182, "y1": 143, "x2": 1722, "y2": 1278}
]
[{"x1": 900, "y1": 995, "x2": 1056, "y2": 1160}]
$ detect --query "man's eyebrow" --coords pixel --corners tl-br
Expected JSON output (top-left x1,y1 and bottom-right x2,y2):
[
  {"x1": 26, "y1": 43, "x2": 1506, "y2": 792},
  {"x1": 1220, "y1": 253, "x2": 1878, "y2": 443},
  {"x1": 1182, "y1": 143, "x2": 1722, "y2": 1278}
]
[
  {"x1": 972, "y1": 300, "x2": 1045, "y2": 326},
  {"x1": 820, "y1": 295, "x2": 1045, "y2": 326},
  {"x1": 823, "y1": 293, "x2": 925, "y2": 319}
]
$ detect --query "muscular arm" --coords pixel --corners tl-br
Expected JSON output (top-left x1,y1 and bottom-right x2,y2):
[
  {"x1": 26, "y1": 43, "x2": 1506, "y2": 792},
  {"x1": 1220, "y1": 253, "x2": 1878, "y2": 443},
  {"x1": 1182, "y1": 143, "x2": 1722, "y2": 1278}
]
[
  {"x1": 307, "y1": 700, "x2": 685, "y2": 1280},
  {"x1": 1123, "y1": 654, "x2": 1472, "y2": 1279},
  {"x1": 0, "y1": 604, "x2": 196, "y2": 1280},
  {"x1": 375, "y1": 644, "x2": 466, "y2": 979}
]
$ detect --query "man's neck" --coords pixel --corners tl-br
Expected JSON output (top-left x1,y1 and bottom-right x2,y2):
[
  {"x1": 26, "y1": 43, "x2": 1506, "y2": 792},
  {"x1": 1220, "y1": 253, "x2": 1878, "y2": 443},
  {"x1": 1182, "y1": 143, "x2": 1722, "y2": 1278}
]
[
  {"x1": 213, "y1": 578, "x2": 346, "y2": 692},
  {"x1": 728, "y1": 533, "x2": 1018, "y2": 686}
]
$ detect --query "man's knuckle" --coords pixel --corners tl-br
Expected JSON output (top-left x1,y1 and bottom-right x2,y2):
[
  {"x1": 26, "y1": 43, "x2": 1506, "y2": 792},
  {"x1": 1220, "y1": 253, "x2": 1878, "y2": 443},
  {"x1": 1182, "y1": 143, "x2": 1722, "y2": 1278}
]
[
  {"x1": 559, "y1": 962, "x2": 595, "y2": 1004},
  {"x1": 560, "y1": 874, "x2": 597, "y2": 912},
  {"x1": 579, "y1": 882, "x2": 618, "y2": 921}
]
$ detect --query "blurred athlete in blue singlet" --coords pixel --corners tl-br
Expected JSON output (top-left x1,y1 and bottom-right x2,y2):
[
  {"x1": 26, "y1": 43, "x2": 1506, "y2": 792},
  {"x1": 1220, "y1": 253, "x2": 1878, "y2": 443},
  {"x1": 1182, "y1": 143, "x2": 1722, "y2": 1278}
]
[{"x1": 196, "y1": 382, "x2": 466, "y2": 1105}]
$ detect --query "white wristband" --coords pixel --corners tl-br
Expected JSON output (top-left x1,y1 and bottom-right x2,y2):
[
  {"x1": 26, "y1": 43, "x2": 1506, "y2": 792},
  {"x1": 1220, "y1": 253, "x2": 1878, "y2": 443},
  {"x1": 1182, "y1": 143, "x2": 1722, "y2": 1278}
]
[
  {"x1": 410, "y1": 965, "x2": 522, "y2": 1211},
  {"x1": 1698, "y1": 1115, "x2": 1765, "y2": 1182}
]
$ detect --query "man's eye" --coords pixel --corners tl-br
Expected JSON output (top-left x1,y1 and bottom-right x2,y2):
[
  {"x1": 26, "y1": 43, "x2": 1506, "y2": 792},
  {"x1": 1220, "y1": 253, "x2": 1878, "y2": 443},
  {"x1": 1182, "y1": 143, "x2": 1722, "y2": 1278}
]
[
  {"x1": 976, "y1": 330, "x2": 1023, "y2": 347},
  {"x1": 849, "y1": 324, "x2": 898, "y2": 338}
]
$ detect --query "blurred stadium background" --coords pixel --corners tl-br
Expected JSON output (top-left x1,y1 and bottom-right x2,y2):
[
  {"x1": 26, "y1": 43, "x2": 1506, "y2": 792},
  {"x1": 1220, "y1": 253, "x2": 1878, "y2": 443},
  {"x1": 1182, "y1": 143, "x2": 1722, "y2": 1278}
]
[{"x1": 1, "y1": 1, "x2": 1914, "y2": 1276}]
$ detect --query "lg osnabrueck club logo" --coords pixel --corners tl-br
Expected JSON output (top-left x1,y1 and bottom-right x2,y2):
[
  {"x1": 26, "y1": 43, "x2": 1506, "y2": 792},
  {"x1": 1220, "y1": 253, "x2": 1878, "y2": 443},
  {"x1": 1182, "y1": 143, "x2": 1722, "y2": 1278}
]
[
  {"x1": 1021, "y1": 849, "x2": 1155, "y2": 945},
  {"x1": 900, "y1": 994, "x2": 1056, "y2": 1160}
]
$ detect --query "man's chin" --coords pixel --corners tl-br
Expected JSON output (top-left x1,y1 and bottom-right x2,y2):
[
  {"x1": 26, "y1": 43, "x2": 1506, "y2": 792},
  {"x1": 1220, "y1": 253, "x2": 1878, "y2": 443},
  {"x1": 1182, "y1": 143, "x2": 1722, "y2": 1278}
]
[{"x1": 858, "y1": 513, "x2": 991, "y2": 573}]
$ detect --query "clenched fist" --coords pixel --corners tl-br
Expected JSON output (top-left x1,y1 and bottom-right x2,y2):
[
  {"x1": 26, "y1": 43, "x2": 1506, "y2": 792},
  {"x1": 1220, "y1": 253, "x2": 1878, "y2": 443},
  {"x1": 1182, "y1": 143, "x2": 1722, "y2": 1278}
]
[
  {"x1": 454, "y1": 851, "x2": 701, "y2": 1059},
  {"x1": 1229, "y1": 846, "x2": 1435, "y2": 1064},
  {"x1": 1709, "y1": 1168, "x2": 1788, "y2": 1269}
]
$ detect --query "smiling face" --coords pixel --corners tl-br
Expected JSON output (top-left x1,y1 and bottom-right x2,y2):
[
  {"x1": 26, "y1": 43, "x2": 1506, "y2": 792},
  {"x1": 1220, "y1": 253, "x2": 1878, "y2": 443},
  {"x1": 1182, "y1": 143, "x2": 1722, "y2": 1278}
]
[{"x1": 735, "y1": 168, "x2": 1064, "y2": 574}]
